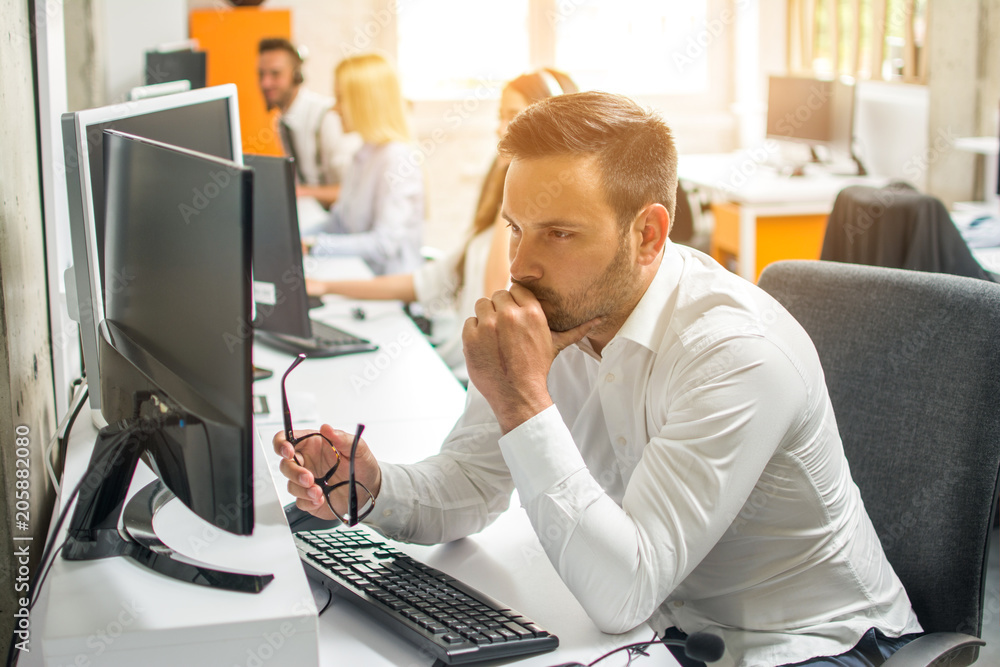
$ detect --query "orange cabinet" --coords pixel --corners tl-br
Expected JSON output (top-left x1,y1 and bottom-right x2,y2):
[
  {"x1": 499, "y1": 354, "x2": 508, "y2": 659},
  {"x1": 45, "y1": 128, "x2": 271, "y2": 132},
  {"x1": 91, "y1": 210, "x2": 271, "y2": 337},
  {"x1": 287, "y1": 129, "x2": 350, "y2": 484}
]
[
  {"x1": 710, "y1": 202, "x2": 828, "y2": 282},
  {"x1": 190, "y1": 7, "x2": 291, "y2": 156}
]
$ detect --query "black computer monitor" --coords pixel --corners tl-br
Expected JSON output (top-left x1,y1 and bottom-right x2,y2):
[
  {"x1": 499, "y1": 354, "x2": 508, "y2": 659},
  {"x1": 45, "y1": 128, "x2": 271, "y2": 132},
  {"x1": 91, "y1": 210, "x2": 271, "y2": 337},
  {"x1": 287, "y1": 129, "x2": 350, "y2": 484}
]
[
  {"x1": 62, "y1": 130, "x2": 270, "y2": 593},
  {"x1": 62, "y1": 85, "x2": 242, "y2": 411},
  {"x1": 248, "y1": 154, "x2": 378, "y2": 357},
  {"x1": 249, "y1": 155, "x2": 313, "y2": 339},
  {"x1": 145, "y1": 49, "x2": 207, "y2": 90},
  {"x1": 765, "y1": 75, "x2": 863, "y2": 174}
]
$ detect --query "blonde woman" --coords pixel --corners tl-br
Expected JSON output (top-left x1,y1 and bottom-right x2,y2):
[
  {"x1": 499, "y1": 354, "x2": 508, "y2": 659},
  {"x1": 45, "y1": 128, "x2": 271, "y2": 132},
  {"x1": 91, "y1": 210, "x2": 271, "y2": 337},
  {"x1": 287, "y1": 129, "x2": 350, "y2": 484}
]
[
  {"x1": 307, "y1": 53, "x2": 424, "y2": 275},
  {"x1": 307, "y1": 69, "x2": 578, "y2": 381}
]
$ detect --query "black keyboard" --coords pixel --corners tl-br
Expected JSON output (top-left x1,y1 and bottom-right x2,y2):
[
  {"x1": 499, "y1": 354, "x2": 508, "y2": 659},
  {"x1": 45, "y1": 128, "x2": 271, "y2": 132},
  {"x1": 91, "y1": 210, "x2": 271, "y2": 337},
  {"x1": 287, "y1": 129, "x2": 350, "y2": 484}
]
[
  {"x1": 256, "y1": 320, "x2": 378, "y2": 358},
  {"x1": 294, "y1": 528, "x2": 559, "y2": 665}
]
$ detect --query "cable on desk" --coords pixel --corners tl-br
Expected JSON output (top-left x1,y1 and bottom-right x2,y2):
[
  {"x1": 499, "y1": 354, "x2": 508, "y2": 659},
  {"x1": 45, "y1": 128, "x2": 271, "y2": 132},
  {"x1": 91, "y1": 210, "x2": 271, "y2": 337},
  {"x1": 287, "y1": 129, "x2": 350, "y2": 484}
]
[
  {"x1": 5, "y1": 411, "x2": 137, "y2": 667},
  {"x1": 317, "y1": 588, "x2": 335, "y2": 616},
  {"x1": 43, "y1": 380, "x2": 89, "y2": 494},
  {"x1": 556, "y1": 631, "x2": 660, "y2": 667}
]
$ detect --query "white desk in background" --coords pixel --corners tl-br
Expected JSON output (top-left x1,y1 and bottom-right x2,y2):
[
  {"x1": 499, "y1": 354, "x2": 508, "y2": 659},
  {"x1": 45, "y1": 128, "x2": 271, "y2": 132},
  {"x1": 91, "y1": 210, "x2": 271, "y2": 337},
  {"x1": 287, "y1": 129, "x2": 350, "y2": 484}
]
[
  {"x1": 954, "y1": 136, "x2": 999, "y2": 207},
  {"x1": 679, "y1": 152, "x2": 883, "y2": 281},
  {"x1": 29, "y1": 256, "x2": 668, "y2": 667}
]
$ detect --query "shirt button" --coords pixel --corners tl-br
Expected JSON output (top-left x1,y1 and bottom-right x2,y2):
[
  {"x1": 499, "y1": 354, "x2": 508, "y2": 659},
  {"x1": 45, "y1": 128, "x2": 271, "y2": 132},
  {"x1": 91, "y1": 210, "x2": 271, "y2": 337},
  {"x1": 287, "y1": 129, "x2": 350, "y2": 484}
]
[
  {"x1": 616, "y1": 436, "x2": 627, "y2": 447},
  {"x1": 605, "y1": 373, "x2": 615, "y2": 383},
  {"x1": 673, "y1": 600, "x2": 685, "y2": 608},
  {"x1": 382, "y1": 509, "x2": 392, "y2": 518}
]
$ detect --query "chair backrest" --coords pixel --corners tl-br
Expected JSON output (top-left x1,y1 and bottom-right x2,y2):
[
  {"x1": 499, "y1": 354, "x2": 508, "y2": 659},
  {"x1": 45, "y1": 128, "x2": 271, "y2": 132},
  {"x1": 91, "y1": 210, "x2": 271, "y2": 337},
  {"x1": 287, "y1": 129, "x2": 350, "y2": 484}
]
[
  {"x1": 821, "y1": 184, "x2": 992, "y2": 281},
  {"x1": 669, "y1": 180, "x2": 695, "y2": 243},
  {"x1": 758, "y1": 260, "x2": 1000, "y2": 639}
]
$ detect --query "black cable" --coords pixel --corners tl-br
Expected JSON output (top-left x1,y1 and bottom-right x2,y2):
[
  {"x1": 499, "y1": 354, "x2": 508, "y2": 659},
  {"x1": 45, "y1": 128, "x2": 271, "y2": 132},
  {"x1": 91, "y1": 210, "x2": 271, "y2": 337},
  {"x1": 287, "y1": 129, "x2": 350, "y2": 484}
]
[
  {"x1": 317, "y1": 588, "x2": 335, "y2": 616},
  {"x1": 6, "y1": 419, "x2": 135, "y2": 667},
  {"x1": 57, "y1": 383, "x2": 89, "y2": 454},
  {"x1": 581, "y1": 631, "x2": 661, "y2": 667}
]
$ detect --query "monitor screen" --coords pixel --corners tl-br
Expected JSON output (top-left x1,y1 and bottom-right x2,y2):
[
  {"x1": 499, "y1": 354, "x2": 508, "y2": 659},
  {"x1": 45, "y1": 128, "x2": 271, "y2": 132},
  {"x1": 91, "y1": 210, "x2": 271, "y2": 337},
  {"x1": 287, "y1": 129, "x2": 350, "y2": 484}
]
[
  {"x1": 101, "y1": 129, "x2": 254, "y2": 532},
  {"x1": 62, "y1": 84, "x2": 241, "y2": 410},
  {"x1": 249, "y1": 154, "x2": 313, "y2": 339},
  {"x1": 765, "y1": 75, "x2": 855, "y2": 159}
]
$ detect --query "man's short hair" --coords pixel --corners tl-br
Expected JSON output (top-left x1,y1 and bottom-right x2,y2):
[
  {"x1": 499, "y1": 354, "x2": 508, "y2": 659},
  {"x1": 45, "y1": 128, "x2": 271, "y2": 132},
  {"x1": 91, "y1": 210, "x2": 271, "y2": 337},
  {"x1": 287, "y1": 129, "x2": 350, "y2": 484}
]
[
  {"x1": 497, "y1": 91, "x2": 678, "y2": 232},
  {"x1": 259, "y1": 38, "x2": 304, "y2": 84}
]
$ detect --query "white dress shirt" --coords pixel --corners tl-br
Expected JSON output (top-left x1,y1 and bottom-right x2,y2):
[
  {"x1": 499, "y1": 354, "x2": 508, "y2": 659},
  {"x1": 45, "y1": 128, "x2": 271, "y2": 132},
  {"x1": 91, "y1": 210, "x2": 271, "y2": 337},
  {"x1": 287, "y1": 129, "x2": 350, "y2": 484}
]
[
  {"x1": 413, "y1": 228, "x2": 495, "y2": 378},
  {"x1": 312, "y1": 142, "x2": 425, "y2": 275},
  {"x1": 278, "y1": 87, "x2": 360, "y2": 187},
  {"x1": 368, "y1": 242, "x2": 922, "y2": 667}
]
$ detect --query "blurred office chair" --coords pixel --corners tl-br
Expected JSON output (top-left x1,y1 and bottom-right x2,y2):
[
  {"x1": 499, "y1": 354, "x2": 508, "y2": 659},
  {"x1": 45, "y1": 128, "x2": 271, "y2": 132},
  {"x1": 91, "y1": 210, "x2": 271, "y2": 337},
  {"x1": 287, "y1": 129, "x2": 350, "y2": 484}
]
[
  {"x1": 758, "y1": 260, "x2": 1000, "y2": 667},
  {"x1": 671, "y1": 181, "x2": 711, "y2": 253},
  {"x1": 821, "y1": 184, "x2": 995, "y2": 281}
]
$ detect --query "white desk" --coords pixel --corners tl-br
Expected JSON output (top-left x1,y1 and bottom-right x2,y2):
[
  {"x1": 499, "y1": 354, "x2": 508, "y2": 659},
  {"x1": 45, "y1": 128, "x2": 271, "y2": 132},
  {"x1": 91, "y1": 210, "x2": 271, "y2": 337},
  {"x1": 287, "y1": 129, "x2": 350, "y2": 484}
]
[
  {"x1": 29, "y1": 257, "x2": 667, "y2": 667},
  {"x1": 29, "y1": 418, "x2": 320, "y2": 667},
  {"x1": 679, "y1": 152, "x2": 883, "y2": 281},
  {"x1": 954, "y1": 136, "x2": 999, "y2": 206}
]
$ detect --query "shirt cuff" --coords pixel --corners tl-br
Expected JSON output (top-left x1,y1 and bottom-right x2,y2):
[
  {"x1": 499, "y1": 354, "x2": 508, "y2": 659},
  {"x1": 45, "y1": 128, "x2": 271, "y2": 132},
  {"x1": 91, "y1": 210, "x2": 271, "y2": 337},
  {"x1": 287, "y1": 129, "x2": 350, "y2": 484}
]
[
  {"x1": 362, "y1": 462, "x2": 415, "y2": 539},
  {"x1": 498, "y1": 404, "x2": 587, "y2": 505}
]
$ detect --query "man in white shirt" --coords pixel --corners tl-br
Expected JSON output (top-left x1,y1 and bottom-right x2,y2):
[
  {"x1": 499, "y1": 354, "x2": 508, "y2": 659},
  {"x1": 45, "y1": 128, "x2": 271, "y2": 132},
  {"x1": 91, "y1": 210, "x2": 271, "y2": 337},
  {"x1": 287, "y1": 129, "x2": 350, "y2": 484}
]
[
  {"x1": 257, "y1": 38, "x2": 359, "y2": 210},
  {"x1": 274, "y1": 92, "x2": 922, "y2": 666}
]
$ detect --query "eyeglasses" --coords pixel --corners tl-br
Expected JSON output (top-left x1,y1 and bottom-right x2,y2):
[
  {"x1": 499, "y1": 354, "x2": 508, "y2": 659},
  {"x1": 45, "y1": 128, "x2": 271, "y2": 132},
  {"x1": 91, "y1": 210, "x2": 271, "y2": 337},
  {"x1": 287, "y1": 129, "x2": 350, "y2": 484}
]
[{"x1": 281, "y1": 353, "x2": 374, "y2": 526}]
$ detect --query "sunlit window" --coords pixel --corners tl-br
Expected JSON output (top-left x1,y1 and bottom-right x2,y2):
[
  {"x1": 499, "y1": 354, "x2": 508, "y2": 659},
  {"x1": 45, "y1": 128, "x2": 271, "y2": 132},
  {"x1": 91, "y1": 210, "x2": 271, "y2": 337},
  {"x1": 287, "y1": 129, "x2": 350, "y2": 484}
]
[
  {"x1": 396, "y1": 0, "x2": 709, "y2": 99},
  {"x1": 552, "y1": 0, "x2": 708, "y2": 96},
  {"x1": 397, "y1": 0, "x2": 530, "y2": 99}
]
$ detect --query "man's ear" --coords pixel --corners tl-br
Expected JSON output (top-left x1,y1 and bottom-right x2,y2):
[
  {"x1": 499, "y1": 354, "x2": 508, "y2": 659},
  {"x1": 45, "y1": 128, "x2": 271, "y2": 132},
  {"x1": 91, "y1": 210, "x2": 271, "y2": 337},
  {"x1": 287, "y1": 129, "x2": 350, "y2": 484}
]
[{"x1": 634, "y1": 203, "x2": 669, "y2": 265}]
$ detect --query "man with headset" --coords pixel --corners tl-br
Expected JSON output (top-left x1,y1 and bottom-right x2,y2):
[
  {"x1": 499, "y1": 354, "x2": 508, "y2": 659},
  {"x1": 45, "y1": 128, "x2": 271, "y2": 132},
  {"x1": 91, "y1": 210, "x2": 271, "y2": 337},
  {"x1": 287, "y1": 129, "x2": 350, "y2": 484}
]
[{"x1": 257, "y1": 37, "x2": 359, "y2": 212}]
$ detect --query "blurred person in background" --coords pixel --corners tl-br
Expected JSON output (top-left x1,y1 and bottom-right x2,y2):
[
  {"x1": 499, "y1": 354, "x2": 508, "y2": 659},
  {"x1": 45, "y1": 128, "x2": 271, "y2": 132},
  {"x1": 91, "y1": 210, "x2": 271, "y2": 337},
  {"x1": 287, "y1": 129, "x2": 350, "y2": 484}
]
[
  {"x1": 258, "y1": 37, "x2": 359, "y2": 212},
  {"x1": 304, "y1": 53, "x2": 425, "y2": 276}
]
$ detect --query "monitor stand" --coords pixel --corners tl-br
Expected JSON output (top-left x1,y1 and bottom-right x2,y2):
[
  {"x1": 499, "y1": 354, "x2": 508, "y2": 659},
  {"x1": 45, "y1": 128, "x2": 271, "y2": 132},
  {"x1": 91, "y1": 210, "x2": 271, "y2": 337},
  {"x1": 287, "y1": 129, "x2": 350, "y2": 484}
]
[{"x1": 62, "y1": 419, "x2": 273, "y2": 593}]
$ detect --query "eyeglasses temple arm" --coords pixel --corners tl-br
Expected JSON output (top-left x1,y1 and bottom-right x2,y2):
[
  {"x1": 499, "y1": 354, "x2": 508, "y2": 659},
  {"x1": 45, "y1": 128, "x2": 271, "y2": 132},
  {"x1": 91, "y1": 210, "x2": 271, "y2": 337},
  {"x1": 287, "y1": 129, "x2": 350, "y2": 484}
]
[{"x1": 280, "y1": 353, "x2": 308, "y2": 439}]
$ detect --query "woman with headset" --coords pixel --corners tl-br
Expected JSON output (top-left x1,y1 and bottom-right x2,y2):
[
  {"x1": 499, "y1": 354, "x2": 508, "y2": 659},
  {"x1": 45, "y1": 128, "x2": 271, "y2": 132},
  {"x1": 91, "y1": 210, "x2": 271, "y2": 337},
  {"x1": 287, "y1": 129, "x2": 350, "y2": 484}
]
[
  {"x1": 305, "y1": 53, "x2": 425, "y2": 276},
  {"x1": 306, "y1": 68, "x2": 578, "y2": 382}
]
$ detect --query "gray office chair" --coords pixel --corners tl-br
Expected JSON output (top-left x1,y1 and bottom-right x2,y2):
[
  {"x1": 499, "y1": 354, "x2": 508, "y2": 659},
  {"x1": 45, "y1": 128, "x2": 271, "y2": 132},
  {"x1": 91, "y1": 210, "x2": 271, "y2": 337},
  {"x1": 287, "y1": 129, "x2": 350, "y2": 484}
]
[{"x1": 758, "y1": 260, "x2": 1000, "y2": 666}]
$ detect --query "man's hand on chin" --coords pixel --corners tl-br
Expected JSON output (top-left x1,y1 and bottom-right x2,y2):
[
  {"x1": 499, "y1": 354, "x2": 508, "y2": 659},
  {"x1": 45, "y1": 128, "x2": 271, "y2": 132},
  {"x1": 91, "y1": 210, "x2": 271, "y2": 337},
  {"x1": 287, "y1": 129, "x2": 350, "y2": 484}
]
[{"x1": 462, "y1": 283, "x2": 599, "y2": 434}]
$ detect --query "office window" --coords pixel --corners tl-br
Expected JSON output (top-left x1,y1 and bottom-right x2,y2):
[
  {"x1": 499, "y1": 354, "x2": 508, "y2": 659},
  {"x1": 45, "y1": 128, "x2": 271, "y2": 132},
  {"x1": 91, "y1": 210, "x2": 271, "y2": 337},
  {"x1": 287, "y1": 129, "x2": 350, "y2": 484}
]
[
  {"x1": 552, "y1": 0, "x2": 708, "y2": 96},
  {"x1": 396, "y1": 0, "x2": 531, "y2": 99},
  {"x1": 396, "y1": 0, "x2": 709, "y2": 99},
  {"x1": 788, "y1": 0, "x2": 929, "y2": 83}
]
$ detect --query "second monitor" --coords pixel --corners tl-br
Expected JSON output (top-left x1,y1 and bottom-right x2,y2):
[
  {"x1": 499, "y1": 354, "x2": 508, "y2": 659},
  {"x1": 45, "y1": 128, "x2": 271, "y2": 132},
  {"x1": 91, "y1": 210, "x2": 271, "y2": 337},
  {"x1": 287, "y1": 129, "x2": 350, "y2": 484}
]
[
  {"x1": 249, "y1": 154, "x2": 378, "y2": 358},
  {"x1": 765, "y1": 74, "x2": 864, "y2": 175}
]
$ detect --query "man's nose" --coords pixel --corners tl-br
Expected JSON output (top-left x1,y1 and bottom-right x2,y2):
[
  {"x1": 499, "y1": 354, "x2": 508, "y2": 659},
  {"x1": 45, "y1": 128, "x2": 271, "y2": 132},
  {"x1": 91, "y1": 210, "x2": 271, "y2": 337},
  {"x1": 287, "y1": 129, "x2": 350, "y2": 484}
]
[{"x1": 509, "y1": 236, "x2": 540, "y2": 283}]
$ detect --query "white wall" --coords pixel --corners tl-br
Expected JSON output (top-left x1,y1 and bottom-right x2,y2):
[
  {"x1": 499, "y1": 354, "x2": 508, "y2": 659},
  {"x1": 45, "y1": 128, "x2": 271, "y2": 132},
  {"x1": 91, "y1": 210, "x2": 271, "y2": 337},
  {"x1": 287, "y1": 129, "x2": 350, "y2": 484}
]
[{"x1": 101, "y1": 0, "x2": 188, "y2": 103}]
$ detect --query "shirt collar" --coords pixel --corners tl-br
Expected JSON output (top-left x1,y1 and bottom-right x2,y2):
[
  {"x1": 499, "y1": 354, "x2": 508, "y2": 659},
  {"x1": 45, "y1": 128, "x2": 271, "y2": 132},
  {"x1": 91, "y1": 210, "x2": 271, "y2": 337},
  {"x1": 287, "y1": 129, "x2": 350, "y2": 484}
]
[
  {"x1": 588, "y1": 240, "x2": 684, "y2": 355},
  {"x1": 282, "y1": 87, "x2": 328, "y2": 122}
]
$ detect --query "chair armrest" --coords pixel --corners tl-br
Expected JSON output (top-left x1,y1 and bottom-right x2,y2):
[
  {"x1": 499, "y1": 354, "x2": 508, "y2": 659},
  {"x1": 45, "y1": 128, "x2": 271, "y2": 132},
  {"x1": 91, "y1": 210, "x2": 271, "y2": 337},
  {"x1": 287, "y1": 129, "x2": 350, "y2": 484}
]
[{"x1": 881, "y1": 632, "x2": 984, "y2": 667}]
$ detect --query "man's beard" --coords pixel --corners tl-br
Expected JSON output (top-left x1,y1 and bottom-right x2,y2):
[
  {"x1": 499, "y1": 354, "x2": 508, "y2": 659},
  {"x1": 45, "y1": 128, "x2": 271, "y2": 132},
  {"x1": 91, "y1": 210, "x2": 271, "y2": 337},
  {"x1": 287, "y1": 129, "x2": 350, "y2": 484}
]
[{"x1": 514, "y1": 236, "x2": 637, "y2": 333}]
